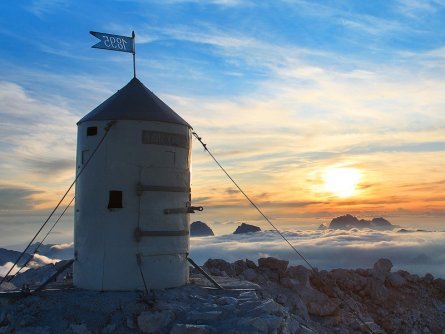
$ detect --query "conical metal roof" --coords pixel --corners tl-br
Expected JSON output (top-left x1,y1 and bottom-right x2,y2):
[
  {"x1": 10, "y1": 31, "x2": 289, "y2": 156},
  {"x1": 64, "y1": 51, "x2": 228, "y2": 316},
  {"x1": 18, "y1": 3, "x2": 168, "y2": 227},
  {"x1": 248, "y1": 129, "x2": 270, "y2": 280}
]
[{"x1": 78, "y1": 78, "x2": 191, "y2": 127}]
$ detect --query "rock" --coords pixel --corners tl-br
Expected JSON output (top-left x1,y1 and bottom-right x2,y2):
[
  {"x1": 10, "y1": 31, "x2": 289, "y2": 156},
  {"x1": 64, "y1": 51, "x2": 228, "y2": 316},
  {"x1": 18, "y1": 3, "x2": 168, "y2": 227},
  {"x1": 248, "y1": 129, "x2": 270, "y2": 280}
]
[
  {"x1": 407, "y1": 274, "x2": 420, "y2": 283},
  {"x1": 101, "y1": 324, "x2": 116, "y2": 334},
  {"x1": 251, "y1": 299, "x2": 285, "y2": 316},
  {"x1": 306, "y1": 294, "x2": 339, "y2": 316},
  {"x1": 287, "y1": 294, "x2": 309, "y2": 321},
  {"x1": 137, "y1": 311, "x2": 175, "y2": 333},
  {"x1": 242, "y1": 268, "x2": 257, "y2": 281},
  {"x1": 215, "y1": 296, "x2": 238, "y2": 306},
  {"x1": 70, "y1": 323, "x2": 91, "y2": 334},
  {"x1": 279, "y1": 277, "x2": 298, "y2": 289},
  {"x1": 170, "y1": 324, "x2": 216, "y2": 334},
  {"x1": 373, "y1": 258, "x2": 393, "y2": 280},
  {"x1": 366, "y1": 279, "x2": 389, "y2": 303},
  {"x1": 258, "y1": 257, "x2": 288, "y2": 273},
  {"x1": 387, "y1": 272, "x2": 407, "y2": 288},
  {"x1": 434, "y1": 278, "x2": 445, "y2": 294},
  {"x1": 275, "y1": 293, "x2": 287, "y2": 305},
  {"x1": 287, "y1": 265, "x2": 310, "y2": 287},
  {"x1": 126, "y1": 316, "x2": 136, "y2": 329},
  {"x1": 248, "y1": 316, "x2": 282, "y2": 333},
  {"x1": 233, "y1": 260, "x2": 248, "y2": 275},
  {"x1": 317, "y1": 224, "x2": 327, "y2": 230},
  {"x1": 190, "y1": 221, "x2": 214, "y2": 237},
  {"x1": 423, "y1": 273, "x2": 434, "y2": 284},
  {"x1": 245, "y1": 259, "x2": 257, "y2": 269},
  {"x1": 233, "y1": 223, "x2": 261, "y2": 234},
  {"x1": 16, "y1": 327, "x2": 50, "y2": 334},
  {"x1": 19, "y1": 314, "x2": 37, "y2": 327},
  {"x1": 239, "y1": 291, "x2": 258, "y2": 300},
  {"x1": 187, "y1": 311, "x2": 222, "y2": 322},
  {"x1": 203, "y1": 259, "x2": 234, "y2": 276}
]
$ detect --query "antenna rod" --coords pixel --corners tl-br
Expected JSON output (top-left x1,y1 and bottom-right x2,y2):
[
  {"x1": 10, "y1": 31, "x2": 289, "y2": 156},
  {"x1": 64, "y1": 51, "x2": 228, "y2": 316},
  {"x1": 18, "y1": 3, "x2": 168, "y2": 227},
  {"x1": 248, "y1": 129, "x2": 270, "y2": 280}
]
[{"x1": 132, "y1": 31, "x2": 136, "y2": 78}]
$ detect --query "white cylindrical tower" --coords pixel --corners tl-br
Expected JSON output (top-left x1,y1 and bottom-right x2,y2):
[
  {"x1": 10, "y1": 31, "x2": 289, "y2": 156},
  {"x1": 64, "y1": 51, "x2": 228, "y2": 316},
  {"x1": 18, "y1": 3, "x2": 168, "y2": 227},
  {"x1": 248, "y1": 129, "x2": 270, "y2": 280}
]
[{"x1": 74, "y1": 78, "x2": 193, "y2": 290}]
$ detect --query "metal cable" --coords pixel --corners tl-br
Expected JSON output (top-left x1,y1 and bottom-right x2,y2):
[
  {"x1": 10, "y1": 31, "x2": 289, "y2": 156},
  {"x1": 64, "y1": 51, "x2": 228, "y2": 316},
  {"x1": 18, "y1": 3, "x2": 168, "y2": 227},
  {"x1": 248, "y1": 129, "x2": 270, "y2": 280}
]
[
  {"x1": 0, "y1": 121, "x2": 116, "y2": 286},
  {"x1": 9, "y1": 196, "x2": 75, "y2": 282},
  {"x1": 192, "y1": 131, "x2": 375, "y2": 334},
  {"x1": 136, "y1": 253, "x2": 149, "y2": 295}
]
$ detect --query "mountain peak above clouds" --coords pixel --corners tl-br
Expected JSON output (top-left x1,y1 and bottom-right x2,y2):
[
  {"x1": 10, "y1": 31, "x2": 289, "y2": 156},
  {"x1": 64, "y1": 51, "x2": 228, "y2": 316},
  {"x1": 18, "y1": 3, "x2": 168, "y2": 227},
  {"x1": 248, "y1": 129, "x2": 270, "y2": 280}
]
[{"x1": 329, "y1": 214, "x2": 396, "y2": 230}]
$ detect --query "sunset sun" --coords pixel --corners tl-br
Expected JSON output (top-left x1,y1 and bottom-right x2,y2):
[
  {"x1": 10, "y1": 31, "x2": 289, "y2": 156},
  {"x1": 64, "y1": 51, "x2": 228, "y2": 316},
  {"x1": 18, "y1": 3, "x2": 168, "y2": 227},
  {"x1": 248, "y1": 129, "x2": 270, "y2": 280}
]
[{"x1": 323, "y1": 167, "x2": 361, "y2": 197}]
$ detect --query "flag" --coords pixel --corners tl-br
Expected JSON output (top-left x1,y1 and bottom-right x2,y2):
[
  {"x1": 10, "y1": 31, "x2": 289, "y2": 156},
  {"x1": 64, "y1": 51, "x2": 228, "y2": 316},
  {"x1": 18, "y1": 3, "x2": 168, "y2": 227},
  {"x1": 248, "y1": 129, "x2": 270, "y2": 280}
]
[{"x1": 90, "y1": 31, "x2": 134, "y2": 53}]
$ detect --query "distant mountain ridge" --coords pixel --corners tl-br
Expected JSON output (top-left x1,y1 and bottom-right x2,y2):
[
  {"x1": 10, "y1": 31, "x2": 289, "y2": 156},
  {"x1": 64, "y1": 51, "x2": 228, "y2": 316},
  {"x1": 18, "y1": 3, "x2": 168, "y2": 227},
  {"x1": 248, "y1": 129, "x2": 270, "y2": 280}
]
[
  {"x1": 328, "y1": 214, "x2": 397, "y2": 230},
  {"x1": 0, "y1": 248, "x2": 29, "y2": 267}
]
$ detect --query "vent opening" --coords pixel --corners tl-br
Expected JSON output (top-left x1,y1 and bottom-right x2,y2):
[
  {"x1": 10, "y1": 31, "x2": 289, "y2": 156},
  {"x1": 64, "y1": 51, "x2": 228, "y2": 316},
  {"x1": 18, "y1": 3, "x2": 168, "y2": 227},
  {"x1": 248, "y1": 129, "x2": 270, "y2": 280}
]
[
  {"x1": 108, "y1": 190, "x2": 123, "y2": 209},
  {"x1": 87, "y1": 126, "x2": 98, "y2": 136}
]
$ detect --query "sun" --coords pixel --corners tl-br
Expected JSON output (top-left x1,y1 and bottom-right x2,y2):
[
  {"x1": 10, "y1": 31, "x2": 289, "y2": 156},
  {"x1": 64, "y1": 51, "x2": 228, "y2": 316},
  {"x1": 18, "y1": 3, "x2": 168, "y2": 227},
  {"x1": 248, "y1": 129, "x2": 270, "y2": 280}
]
[{"x1": 323, "y1": 167, "x2": 361, "y2": 197}]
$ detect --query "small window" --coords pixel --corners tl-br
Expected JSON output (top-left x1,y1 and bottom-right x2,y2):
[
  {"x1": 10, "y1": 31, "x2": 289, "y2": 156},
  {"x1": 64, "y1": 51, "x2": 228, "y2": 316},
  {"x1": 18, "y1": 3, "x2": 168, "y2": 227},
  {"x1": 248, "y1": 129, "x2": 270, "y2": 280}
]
[
  {"x1": 108, "y1": 191, "x2": 123, "y2": 209},
  {"x1": 87, "y1": 126, "x2": 98, "y2": 136}
]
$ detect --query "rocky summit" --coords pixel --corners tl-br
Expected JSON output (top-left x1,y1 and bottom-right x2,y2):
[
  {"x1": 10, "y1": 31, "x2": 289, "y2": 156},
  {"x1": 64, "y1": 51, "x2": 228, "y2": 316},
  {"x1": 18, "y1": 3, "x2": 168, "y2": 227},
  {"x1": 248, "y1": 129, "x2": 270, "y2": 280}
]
[
  {"x1": 190, "y1": 221, "x2": 215, "y2": 237},
  {"x1": 328, "y1": 214, "x2": 396, "y2": 230},
  {"x1": 1, "y1": 257, "x2": 444, "y2": 333},
  {"x1": 233, "y1": 223, "x2": 261, "y2": 234}
]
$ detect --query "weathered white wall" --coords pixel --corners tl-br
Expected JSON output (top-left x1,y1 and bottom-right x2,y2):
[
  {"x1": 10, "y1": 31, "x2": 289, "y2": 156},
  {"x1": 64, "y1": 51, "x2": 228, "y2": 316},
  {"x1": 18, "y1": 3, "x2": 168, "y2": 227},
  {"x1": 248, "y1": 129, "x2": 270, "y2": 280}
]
[{"x1": 74, "y1": 120, "x2": 191, "y2": 290}]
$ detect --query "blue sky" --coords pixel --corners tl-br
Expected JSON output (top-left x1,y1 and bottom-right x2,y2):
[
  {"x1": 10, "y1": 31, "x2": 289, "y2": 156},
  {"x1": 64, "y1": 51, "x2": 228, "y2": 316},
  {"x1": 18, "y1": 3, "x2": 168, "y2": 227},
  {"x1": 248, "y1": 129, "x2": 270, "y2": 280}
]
[{"x1": 1, "y1": 0, "x2": 445, "y2": 246}]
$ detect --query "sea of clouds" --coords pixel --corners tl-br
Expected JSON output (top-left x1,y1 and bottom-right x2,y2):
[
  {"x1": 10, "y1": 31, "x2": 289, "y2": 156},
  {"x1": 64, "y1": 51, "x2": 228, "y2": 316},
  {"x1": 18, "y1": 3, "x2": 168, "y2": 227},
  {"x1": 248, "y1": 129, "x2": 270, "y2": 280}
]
[
  {"x1": 190, "y1": 228, "x2": 445, "y2": 278},
  {"x1": 2, "y1": 229, "x2": 444, "y2": 279}
]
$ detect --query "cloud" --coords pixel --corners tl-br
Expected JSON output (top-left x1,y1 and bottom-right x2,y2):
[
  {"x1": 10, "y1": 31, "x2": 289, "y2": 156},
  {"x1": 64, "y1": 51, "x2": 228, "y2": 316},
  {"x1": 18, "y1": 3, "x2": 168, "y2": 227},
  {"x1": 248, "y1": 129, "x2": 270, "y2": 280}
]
[
  {"x1": 190, "y1": 229, "x2": 445, "y2": 278},
  {"x1": 26, "y1": 0, "x2": 69, "y2": 17},
  {"x1": 0, "y1": 81, "x2": 77, "y2": 191},
  {"x1": 0, "y1": 262, "x2": 27, "y2": 277},
  {"x1": 0, "y1": 186, "x2": 43, "y2": 211}
]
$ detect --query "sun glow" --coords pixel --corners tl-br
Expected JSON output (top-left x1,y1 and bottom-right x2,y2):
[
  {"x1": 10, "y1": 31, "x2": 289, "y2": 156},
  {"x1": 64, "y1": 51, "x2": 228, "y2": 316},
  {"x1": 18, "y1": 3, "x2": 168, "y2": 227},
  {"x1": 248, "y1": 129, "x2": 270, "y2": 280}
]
[{"x1": 323, "y1": 167, "x2": 361, "y2": 197}]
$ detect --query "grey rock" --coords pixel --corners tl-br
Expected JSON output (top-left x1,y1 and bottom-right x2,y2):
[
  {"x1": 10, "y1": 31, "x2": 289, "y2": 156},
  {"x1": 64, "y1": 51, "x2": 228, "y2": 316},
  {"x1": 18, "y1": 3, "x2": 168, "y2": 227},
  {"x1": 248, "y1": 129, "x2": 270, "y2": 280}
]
[
  {"x1": 101, "y1": 324, "x2": 117, "y2": 334},
  {"x1": 258, "y1": 257, "x2": 288, "y2": 273},
  {"x1": 373, "y1": 258, "x2": 393, "y2": 281},
  {"x1": 126, "y1": 316, "x2": 136, "y2": 329},
  {"x1": 70, "y1": 323, "x2": 91, "y2": 334},
  {"x1": 245, "y1": 259, "x2": 257, "y2": 269},
  {"x1": 187, "y1": 311, "x2": 222, "y2": 322},
  {"x1": 203, "y1": 259, "x2": 234, "y2": 276},
  {"x1": 242, "y1": 268, "x2": 257, "y2": 281},
  {"x1": 287, "y1": 265, "x2": 310, "y2": 287},
  {"x1": 248, "y1": 315, "x2": 283, "y2": 333},
  {"x1": 16, "y1": 327, "x2": 50, "y2": 334},
  {"x1": 275, "y1": 293, "x2": 287, "y2": 305},
  {"x1": 215, "y1": 296, "x2": 238, "y2": 306},
  {"x1": 387, "y1": 272, "x2": 407, "y2": 288},
  {"x1": 366, "y1": 279, "x2": 389, "y2": 303},
  {"x1": 137, "y1": 311, "x2": 175, "y2": 333},
  {"x1": 239, "y1": 291, "x2": 257, "y2": 300},
  {"x1": 170, "y1": 324, "x2": 216, "y2": 334}
]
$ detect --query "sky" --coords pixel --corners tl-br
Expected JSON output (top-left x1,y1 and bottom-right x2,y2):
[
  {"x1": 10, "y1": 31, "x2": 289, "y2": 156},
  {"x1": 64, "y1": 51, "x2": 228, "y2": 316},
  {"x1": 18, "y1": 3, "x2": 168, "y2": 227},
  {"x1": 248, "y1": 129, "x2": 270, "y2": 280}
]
[{"x1": 0, "y1": 0, "x2": 445, "y2": 247}]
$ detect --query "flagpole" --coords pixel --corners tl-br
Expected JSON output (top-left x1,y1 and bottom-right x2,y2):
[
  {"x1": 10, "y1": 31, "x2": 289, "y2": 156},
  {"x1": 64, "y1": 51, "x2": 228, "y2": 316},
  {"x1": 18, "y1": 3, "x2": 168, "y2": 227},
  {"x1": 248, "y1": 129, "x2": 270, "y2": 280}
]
[{"x1": 132, "y1": 31, "x2": 136, "y2": 78}]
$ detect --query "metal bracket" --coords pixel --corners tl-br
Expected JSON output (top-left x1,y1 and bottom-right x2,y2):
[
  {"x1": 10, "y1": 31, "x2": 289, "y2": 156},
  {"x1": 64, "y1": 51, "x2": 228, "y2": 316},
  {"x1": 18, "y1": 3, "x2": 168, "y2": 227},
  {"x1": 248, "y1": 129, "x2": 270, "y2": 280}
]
[{"x1": 164, "y1": 206, "x2": 203, "y2": 214}]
